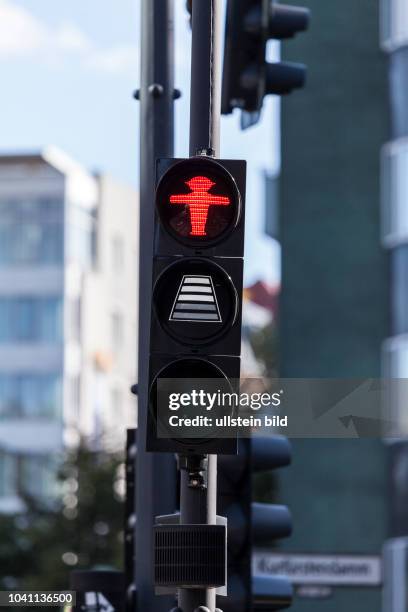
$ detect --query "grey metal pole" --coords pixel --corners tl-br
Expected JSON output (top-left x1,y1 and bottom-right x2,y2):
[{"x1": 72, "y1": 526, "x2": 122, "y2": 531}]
[
  {"x1": 178, "y1": 455, "x2": 215, "y2": 611},
  {"x1": 189, "y1": 0, "x2": 223, "y2": 157},
  {"x1": 136, "y1": 1, "x2": 177, "y2": 611},
  {"x1": 179, "y1": 2, "x2": 223, "y2": 611}
]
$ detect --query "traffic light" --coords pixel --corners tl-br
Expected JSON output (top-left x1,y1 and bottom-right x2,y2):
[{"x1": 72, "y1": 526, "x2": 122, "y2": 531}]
[
  {"x1": 222, "y1": 0, "x2": 310, "y2": 117},
  {"x1": 217, "y1": 437, "x2": 293, "y2": 611},
  {"x1": 146, "y1": 156, "x2": 246, "y2": 455}
]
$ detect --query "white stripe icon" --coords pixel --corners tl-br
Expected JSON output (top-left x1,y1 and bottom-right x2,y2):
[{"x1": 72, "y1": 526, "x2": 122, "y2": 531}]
[{"x1": 169, "y1": 275, "x2": 222, "y2": 323}]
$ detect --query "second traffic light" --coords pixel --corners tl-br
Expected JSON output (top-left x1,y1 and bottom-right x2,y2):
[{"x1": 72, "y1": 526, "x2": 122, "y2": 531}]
[
  {"x1": 217, "y1": 437, "x2": 293, "y2": 611},
  {"x1": 222, "y1": 0, "x2": 310, "y2": 116},
  {"x1": 146, "y1": 156, "x2": 246, "y2": 455}
]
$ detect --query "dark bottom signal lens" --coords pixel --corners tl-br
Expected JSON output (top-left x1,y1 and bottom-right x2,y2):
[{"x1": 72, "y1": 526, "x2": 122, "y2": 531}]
[{"x1": 150, "y1": 358, "x2": 234, "y2": 446}]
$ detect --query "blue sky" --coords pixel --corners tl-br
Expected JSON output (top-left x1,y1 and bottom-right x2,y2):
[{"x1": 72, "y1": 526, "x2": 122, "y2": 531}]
[{"x1": 0, "y1": 0, "x2": 280, "y2": 285}]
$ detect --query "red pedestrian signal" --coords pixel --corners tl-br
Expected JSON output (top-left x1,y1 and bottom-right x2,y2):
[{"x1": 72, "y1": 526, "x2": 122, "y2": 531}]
[
  {"x1": 156, "y1": 157, "x2": 241, "y2": 246},
  {"x1": 169, "y1": 176, "x2": 231, "y2": 237}
]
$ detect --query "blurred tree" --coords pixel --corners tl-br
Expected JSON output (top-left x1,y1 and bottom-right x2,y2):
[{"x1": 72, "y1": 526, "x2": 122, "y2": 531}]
[
  {"x1": 250, "y1": 321, "x2": 279, "y2": 379},
  {"x1": 0, "y1": 439, "x2": 125, "y2": 591}
]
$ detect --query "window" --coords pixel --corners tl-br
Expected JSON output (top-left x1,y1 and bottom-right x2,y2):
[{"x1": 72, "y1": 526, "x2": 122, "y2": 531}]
[
  {"x1": 20, "y1": 455, "x2": 58, "y2": 499},
  {"x1": 15, "y1": 298, "x2": 35, "y2": 341},
  {"x1": 111, "y1": 312, "x2": 124, "y2": 352},
  {"x1": 0, "y1": 297, "x2": 62, "y2": 343},
  {"x1": 38, "y1": 298, "x2": 63, "y2": 342},
  {"x1": 112, "y1": 235, "x2": 124, "y2": 273},
  {"x1": 67, "y1": 205, "x2": 96, "y2": 269},
  {"x1": 0, "y1": 197, "x2": 63, "y2": 266},
  {"x1": 0, "y1": 377, "x2": 18, "y2": 417},
  {"x1": 0, "y1": 374, "x2": 61, "y2": 419},
  {"x1": 41, "y1": 224, "x2": 64, "y2": 263},
  {"x1": 0, "y1": 452, "x2": 16, "y2": 497}
]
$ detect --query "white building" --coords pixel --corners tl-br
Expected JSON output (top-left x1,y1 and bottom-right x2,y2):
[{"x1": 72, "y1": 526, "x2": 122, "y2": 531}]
[{"x1": 0, "y1": 148, "x2": 138, "y2": 512}]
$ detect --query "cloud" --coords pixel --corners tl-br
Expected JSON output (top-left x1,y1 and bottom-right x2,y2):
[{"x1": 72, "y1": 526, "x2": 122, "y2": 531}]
[
  {"x1": 0, "y1": 0, "x2": 47, "y2": 56},
  {"x1": 56, "y1": 23, "x2": 92, "y2": 54},
  {"x1": 86, "y1": 44, "x2": 139, "y2": 75},
  {"x1": 0, "y1": 0, "x2": 138, "y2": 75}
]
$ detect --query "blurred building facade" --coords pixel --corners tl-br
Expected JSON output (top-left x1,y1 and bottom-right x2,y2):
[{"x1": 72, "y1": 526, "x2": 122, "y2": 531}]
[
  {"x1": 272, "y1": 1, "x2": 389, "y2": 611},
  {"x1": 0, "y1": 149, "x2": 138, "y2": 513},
  {"x1": 381, "y1": 1, "x2": 408, "y2": 608}
]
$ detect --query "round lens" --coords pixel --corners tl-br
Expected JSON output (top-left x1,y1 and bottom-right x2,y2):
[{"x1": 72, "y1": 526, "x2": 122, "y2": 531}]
[
  {"x1": 150, "y1": 358, "x2": 233, "y2": 447},
  {"x1": 153, "y1": 258, "x2": 238, "y2": 345},
  {"x1": 156, "y1": 158, "x2": 241, "y2": 247}
]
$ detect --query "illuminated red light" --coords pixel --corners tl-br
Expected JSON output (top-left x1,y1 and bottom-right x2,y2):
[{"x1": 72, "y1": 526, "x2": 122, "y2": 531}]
[{"x1": 169, "y1": 176, "x2": 231, "y2": 236}]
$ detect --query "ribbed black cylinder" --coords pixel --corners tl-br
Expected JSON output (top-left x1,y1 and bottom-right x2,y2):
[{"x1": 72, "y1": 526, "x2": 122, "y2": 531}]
[{"x1": 154, "y1": 525, "x2": 226, "y2": 588}]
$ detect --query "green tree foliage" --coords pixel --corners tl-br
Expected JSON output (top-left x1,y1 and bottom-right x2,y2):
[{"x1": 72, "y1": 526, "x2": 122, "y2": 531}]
[{"x1": 0, "y1": 440, "x2": 125, "y2": 591}]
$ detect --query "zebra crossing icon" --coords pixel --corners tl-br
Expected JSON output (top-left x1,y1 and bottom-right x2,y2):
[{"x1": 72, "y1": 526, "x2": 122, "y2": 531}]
[{"x1": 169, "y1": 275, "x2": 222, "y2": 323}]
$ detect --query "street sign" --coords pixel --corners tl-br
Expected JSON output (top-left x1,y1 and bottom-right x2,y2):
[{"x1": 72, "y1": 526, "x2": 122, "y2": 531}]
[{"x1": 253, "y1": 552, "x2": 382, "y2": 587}]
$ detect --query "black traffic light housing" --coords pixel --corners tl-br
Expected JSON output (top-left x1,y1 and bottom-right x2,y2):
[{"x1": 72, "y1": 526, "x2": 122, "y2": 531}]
[
  {"x1": 146, "y1": 156, "x2": 246, "y2": 455},
  {"x1": 268, "y1": 3, "x2": 309, "y2": 39},
  {"x1": 222, "y1": 0, "x2": 310, "y2": 116},
  {"x1": 217, "y1": 437, "x2": 293, "y2": 611}
]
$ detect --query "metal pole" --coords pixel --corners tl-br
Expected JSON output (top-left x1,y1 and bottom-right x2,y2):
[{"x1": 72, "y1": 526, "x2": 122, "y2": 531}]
[
  {"x1": 179, "y1": 2, "x2": 223, "y2": 611},
  {"x1": 189, "y1": 0, "x2": 223, "y2": 157},
  {"x1": 178, "y1": 455, "x2": 214, "y2": 611},
  {"x1": 136, "y1": 1, "x2": 177, "y2": 611}
]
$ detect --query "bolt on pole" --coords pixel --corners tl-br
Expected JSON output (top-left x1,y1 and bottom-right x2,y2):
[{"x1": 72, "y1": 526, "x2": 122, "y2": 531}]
[{"x1": 178, "y1": 2, "x2": 223, "y2": 612}]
